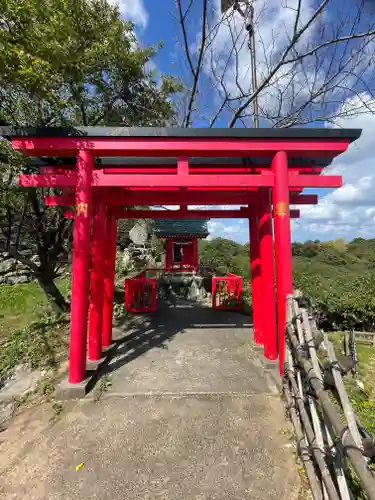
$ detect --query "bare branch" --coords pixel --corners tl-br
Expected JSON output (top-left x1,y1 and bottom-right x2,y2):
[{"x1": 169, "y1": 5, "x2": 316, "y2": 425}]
[
  {"x1": 284, "y1": 30, "x2": 375, "y2": 66},
  {"x1": 228, "y1": 0, "x2": 331, "y2": 127},
  {"x1": 176, "y1": 0, "x2": 209, "y2": 126},
  {"x1": 173, "y1": 0, "x2": 375, "y2": 129}
]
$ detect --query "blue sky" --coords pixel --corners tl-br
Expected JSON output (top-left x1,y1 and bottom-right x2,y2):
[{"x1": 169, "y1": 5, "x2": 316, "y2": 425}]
[{"x1": 112, "y1": 0, "x2": 375, "y2": 244}]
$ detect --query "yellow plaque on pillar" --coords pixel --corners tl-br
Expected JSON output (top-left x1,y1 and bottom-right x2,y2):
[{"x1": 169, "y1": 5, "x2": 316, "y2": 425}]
[
  {"x1": 76, "y1": 202, "x2": 88, "y2": 218},
  {"x1": 275, "y1": 202, "x2": 288, "y2": 218}
]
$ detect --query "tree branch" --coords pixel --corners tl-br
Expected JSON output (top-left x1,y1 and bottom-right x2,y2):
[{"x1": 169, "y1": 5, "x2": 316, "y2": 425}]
[
  {"x1": 228, "y1": 0, "x2": 331, "y2": 127},
  {"x1": 176, "y1": 0, "x2": 208, "y2": 126},
  {"x1": 284, "y1": 30, "x2": 375, "y2": 66}
]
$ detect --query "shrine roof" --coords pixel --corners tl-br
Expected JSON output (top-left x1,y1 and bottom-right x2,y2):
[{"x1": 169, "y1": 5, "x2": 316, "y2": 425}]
[
  {"x1": 153, "y1": 219, "x2": 209, "y2": 238},
  {"x1": 0, "y1": 126, "x2": 361, "y2": 141},
  {"x1": 2, "y1": 126, "x2": 361, "y2": 169}
]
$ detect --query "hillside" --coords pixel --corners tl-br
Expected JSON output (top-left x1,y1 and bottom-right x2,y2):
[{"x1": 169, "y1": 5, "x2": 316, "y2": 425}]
[{"x1": 199, "y1": 237, "x2": 375, "y2": 331}]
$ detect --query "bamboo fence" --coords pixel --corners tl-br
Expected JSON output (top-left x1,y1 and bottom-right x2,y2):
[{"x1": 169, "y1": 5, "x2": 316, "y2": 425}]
[{"x1": 284, "y1": 294, "x2": 375, "y2": 500}]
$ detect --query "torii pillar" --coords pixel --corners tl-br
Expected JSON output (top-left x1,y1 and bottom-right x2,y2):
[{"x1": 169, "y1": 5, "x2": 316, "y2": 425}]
[
  {"x1": 69, "y1": 151, "x2": 93, "y2": 384},
  {"x1": 272, "y1": 152, "x2": 293, "y2": 375}
]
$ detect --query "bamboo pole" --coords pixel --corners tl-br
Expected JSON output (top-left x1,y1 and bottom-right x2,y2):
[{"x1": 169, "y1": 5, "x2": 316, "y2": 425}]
[
  {"x1": 323, "y1": 333, "x2": 363, "y2": 451},
  {"x1": 294, "y1": 305, "x2": 329, "y2": 499},
  {"x1": 301, "y1": 309, "x2": 351, "y2": 500},
  {"x1": 286, "y1": 322, "x2": 375, "y2": 499},
  {"x1": 284, "y1": 375, "x2": 324, "y2": 499},
  {"x1": 287, "y1": 370, "x2": 340, "y2": 500}
]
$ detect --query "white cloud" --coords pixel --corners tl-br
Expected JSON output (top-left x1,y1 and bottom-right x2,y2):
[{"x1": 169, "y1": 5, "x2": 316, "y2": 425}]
[
  {"x1": 108, "y1": 0, "x2": 148, "y2": 29},
  {"x1": 223, "y1": 226, "x2": 238, "y2": 234},
  {"x1": 206, "y1": 219, "x2": 248, "y2": 243},
  {"x1": 293, "y1": 94, "x2": 375, "y2": 241}
]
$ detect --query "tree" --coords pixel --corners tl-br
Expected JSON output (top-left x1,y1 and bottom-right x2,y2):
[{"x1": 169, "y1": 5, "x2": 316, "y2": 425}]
[
  {"x1": 0, "y1": 139, "x2": 74, "y2": 311},
  {"x1": 202, "y1": 234, "x2": 375, "y2": 330},
  {"x1": 173, "y1": 0, "x2": 375, "y2": 128},
  {"x1": 0, "y1": 0, "x2": 180, "y2": 127},
  {"x1": 199, "y1": 237, "x2": 245, "y2": 274},
  {"x1": 0, "y1": 0, "x2": 181, "y2": 311}
]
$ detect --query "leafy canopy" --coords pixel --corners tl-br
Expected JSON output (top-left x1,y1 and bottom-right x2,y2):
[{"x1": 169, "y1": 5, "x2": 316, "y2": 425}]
[
  {"x1": 0, "y1": 0, "x2": 181, "y2": 127},
  {"x1": 0, "y1": 0, "x2": 182, "y2": 311}
]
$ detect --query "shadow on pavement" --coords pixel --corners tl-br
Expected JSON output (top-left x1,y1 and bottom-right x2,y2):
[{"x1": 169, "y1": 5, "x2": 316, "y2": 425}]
[{"x1": 89, "y1": 301, "x2": 253, "y2": 392}]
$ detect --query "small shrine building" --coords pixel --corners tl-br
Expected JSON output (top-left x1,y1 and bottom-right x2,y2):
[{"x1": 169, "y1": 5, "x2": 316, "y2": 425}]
[{"x1": 153, "y1": 220, "x2": 209, "y2": 273}]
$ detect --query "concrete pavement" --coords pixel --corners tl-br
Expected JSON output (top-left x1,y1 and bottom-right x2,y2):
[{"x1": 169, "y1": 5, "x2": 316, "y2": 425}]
[{"x1": 0, "y1": 302, "x2": 300, "y2": 500}]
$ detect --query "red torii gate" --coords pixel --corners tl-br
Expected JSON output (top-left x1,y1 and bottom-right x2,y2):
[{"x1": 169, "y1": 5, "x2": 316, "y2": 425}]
[{"x1": 4, "y1": 126, "x2": 361, "y2": 384}]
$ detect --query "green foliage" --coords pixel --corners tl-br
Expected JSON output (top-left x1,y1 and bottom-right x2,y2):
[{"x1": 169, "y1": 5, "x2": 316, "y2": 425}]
[
  {"x1": 0, "y1": 0, "x2": 181, "y2": 127},
  {"x1": 151, "y1": 233, "x2": 165, "y2": 264},
  {"x1": 94, "y1": 374, "x2": 112, "y2": 401},
  {"x1": 115, "y1": 249, "x2": 129, "y2": 278},
  {"x1": 0, "y1": 278, "x2": 70, "y2": 341},
  {"x1": 0, "y1": 312, "x2": 69, "y2": 377},
  {"x1": 0, "y1": 0, "x2": 181, "y2": 309},
  {"x1": 293, "y1": 239, "x2": 375, "y2": 330},
  {"x1": 199, "y1": 238, "x2": 249, "y2": 277},
  {"x1": 201, "y1": 237, "x2": 375, "y2": 331}
]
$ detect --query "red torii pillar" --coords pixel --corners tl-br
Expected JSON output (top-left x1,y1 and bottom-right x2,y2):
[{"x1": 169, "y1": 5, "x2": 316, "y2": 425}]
[
  {"x1": 249, "y1": 211, "x2": 263, "y2": 346},
  {"x1": 67, "y1": 164, "x2": 119, "y2": 381},
  {"x1": 259, "y1": 188, "x2": 277, "y2": 361},
  {"x1": 88, "y1": 195, "x2": 106, "y2": 361},
  {"x1": 69, "y1": 151, "x2": 93, "y2": 384},
  {"x1": 272, "y1": 152, "x2": 293, "y2": 376},
  {"x1": 102, "y1": 211, "x2": 118, "y2": 348}
]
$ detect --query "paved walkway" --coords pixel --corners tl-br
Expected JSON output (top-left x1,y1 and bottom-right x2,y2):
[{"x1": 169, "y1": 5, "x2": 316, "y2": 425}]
[{"x1": 0, "y1": 302, "x2": 300, "y2": 500}]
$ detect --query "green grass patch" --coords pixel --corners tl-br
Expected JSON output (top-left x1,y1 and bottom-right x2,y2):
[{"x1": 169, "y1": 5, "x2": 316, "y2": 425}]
[
  {"x1": 0, "y1": 278, "x2": 71, "y2": 342},
  {"x1": 346, "y1": 343, "x2": 375, "y2": 434},
  {"x1": 0, "y1": 278, "x2": 71, "y2": 378},
  {"x1": 0, "y1": 313, "x2": 70, "y2": 378},
  {"x1": 325, "y1": 332, "x2": 375, "y2": 434}
]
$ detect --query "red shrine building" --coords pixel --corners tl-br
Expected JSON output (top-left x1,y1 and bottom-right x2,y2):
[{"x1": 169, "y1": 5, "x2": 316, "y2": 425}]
[
  {"x1": 153, "y1": 220, "x2": 209, "y2": 273},
  {"x1": 2, "y1": 126, "x2": 361, "y2": 385}
]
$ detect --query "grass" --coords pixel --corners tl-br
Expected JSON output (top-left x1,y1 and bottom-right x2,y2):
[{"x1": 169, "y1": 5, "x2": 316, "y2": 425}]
[
  {"x1": 327, "y1": 332, "x2": 375, "y2": 434},
  {"x1": 93, "y1": 374, "x2": 112, "y2": 402},
  {"x1": 0, "y1": 278, "x2": 71, "y2": 343},
  {"x1": 0, "y1": 312, "x2": 70, "y2": 379},
  {"x1": 0, "y1": 278, "x2": 71, "y2": 379}
]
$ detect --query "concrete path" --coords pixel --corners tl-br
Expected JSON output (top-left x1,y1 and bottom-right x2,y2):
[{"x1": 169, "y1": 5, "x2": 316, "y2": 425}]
[{"x1": 0, "y1": 302, "x2": 300, "y2": 500}]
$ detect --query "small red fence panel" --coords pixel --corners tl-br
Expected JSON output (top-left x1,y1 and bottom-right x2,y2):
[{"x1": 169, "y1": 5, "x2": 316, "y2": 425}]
[
  {"x1": 125, "y1": 278, "x2": 157, "y2": 313},
  {"x1": 212, "y1": 275, "x2": 243, "y2": 311}
]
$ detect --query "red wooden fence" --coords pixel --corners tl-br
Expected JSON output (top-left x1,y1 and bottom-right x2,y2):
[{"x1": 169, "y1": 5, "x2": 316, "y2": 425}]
[
  {"x1": 125, "y1": 274, "x2": 157, "y2": 313},
  {"x1": 212, "y1": 274, "x2": 243, "y2": 311}
]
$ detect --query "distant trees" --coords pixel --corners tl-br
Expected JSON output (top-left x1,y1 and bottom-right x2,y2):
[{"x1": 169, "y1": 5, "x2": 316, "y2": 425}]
[
  {"x1": 199, "y1": 238, "x2": 250, "y2": 277},
  {"x1": 201, "y1": 236, "x2": 375, "y2": 331}
]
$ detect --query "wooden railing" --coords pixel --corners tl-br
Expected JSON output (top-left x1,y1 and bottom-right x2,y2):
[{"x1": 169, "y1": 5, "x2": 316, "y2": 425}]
[
  {"x1": 341, "y1": 330, "x2": 375, "y2": 348},
  {"x1": 284, "y1": 294, "x2": 375, "y2": 500}
]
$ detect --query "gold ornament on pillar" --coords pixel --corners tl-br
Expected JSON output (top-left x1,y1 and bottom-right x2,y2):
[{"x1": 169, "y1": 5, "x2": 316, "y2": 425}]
[
  {"x1": 274, "y1": 201, "x2": 288, "y2": 218},
  {"x1": 76, "y1": 202, "x2": 89, "y2": 218}
]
